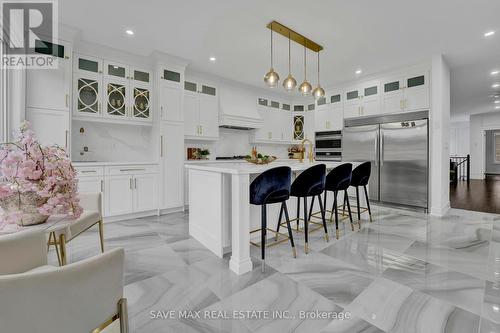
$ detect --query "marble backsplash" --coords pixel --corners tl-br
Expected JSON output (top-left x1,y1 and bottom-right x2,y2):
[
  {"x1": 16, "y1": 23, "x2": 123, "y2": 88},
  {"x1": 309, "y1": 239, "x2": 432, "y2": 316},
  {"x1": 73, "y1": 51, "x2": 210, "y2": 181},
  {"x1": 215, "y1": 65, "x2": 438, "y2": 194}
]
[
  {"x1": 71, "y1": 120, "x2": 156, "y2": 162},
  {"x1": 185, "y1": 127, "x2": 290, "y2": 160}
]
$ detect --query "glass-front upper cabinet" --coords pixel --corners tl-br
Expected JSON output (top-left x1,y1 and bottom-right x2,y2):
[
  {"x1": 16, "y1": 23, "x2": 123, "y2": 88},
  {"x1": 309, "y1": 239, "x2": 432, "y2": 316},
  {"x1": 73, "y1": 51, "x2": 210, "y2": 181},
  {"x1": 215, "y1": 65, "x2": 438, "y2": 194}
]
[
  {"x1": 293, "y1": 115, "x2": 305, "y2": 140},
  {"x1": 74, "y1": 54, "x2": 103, "y2": 74},
  {"x1": 75, "y1": 77, "x2": 101, "y2": 116},
  {"x1": 105, "y1": 61, "x2": 129, "y2": 79},
  {"x1": 130, "y1": 67, "x2": 152, "y2": 84},
  {"x1": 131, "y1": 87, "x2": 151, "y2": 120},
  {"x1": 105, "y1": 80, "x2": 127, "y2": 118}
]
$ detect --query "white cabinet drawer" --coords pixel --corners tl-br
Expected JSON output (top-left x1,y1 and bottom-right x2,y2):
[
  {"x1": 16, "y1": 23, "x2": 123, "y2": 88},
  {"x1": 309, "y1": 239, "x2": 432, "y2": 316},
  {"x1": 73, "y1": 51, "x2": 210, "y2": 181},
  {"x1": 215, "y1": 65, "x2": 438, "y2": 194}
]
[
  {"x1": 75, "y1": 166, "x2": 104, "y2": 177},
  {"x1": 105, "y1": 164, "x2": 159, "y2": 176}
]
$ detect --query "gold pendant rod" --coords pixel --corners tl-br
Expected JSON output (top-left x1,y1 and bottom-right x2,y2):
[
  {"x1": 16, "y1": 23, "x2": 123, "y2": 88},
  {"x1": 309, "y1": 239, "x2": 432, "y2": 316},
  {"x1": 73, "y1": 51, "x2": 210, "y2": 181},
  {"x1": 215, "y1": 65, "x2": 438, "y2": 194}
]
[{"x1": 266, "y1": 21, "x2": 323, "y2": 53}]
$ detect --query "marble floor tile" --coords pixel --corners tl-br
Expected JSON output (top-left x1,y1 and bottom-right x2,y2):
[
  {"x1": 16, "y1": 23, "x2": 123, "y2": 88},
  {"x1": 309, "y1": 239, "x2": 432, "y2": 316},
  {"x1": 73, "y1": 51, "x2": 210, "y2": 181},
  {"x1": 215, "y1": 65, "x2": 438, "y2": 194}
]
[
  {"x1": 201, "y1": 272, "x2": 340, "y2": 333},
  {"x1": 321, "y1": 237, "x2": 403, "y2": 276},
  {"x1": 346, "y1": 277, "x2": 480, "y2": 333},
  {"x1": 169, "y1": 238, "x2": 219, "y2": 265},
  {"x1": 482, "y1": 280, "x2": 500, "y2": 324},
  {"x1": 277, "y1": 251, "x2": 375, "y2": 307},
  {"x1": 404, "y1": 240, "x2": 490, "y2": 281},
  {"x1": 320, "y1": 315, "x2": 385, "y2": 333},
  {"x1": 382, "y1": 254, "x2": 484, "y2": 315},
  {"x1": 347, "y1": 226, "x2": 416, "y2": 253},
  {"x1": 125, "y1": 265, "x2": 221, "y2": 333},
  {"x1": 124, "y1": 244, "x2": 187, "y2": 285}
]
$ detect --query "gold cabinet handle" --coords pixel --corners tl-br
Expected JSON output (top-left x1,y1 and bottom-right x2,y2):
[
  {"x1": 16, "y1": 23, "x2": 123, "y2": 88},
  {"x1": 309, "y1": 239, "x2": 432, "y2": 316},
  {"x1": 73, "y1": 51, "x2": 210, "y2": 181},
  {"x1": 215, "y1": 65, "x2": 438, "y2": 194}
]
[
  {"x1": 160, "y1": 106, "x2": 163, "y2": 120},
  {"x1": 65, "y1": 94, "x2": 69, "y2": 108},
  {"x1": 129, "y1": 178, "x2": 133, "y2": 190},
  {"x1": 100, "y1": 180, "x2": 104, "y2": 192},
  {"x1": 135, "y1": 178, "x2": 137, "y2": 189},
  {"x1": 65, "y1": 130, "x2": 69, "y2": 149}
]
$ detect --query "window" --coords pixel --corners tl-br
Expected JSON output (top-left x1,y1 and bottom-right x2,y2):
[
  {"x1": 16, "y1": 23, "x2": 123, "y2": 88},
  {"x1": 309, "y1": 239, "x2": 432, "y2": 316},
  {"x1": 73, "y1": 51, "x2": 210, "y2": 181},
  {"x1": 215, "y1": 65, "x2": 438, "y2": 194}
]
[{"x1": 495, "y1": 133, "x2": 500, "y2": 163}]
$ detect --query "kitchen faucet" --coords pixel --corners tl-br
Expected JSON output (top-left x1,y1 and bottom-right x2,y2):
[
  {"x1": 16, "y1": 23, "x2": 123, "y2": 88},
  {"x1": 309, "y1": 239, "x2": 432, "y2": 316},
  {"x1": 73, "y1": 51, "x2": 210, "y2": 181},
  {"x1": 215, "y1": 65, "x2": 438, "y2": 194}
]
[{"x1": 299, "y1": 139, "x2": 314, "y2": 163}]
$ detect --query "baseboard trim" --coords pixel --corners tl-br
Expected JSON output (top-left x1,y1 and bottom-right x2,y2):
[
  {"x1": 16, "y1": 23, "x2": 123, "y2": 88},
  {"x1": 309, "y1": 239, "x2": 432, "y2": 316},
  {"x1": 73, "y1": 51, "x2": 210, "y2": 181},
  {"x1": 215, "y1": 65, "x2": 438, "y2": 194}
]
[
  {"x1": 159, "y1": 206, "x2": 184, "y2": 215},
  {"x1": 430, "y1": 202, "x2": 450, "y2": 216},
  {"x1": 103, "y1": 210, "x2": 158, "y2": 223}
]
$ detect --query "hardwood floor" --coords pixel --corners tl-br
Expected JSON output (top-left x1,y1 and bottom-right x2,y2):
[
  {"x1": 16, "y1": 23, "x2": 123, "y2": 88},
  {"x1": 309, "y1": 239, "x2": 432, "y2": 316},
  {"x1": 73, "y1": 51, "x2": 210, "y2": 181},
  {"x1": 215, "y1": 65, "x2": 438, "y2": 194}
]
[{"x1": 450, "y1": 179, "x2": 500, "y2": 214}]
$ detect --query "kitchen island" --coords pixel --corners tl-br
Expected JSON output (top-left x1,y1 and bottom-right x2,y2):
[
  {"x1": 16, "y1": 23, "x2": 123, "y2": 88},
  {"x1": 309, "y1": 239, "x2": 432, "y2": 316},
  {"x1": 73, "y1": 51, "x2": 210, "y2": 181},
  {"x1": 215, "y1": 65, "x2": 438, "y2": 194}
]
[{"x1": 185, "y1": 160, "x2": 364, "y2": 275}]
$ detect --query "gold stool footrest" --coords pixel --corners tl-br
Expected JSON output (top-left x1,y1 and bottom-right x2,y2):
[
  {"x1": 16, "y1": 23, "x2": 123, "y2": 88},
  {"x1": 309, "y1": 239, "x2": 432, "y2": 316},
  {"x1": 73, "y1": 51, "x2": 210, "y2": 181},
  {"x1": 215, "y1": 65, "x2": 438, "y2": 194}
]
[{"x1": 250, "y1": 228, "x2": 290, "y2": 248}]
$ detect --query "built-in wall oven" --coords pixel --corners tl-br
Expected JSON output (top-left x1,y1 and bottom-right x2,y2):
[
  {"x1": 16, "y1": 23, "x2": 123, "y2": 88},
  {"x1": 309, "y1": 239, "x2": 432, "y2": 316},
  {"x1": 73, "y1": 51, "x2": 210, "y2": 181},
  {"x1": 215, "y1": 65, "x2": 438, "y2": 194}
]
[{"x1": 315, "y1": 131, "x2": 342, "y2": 161}]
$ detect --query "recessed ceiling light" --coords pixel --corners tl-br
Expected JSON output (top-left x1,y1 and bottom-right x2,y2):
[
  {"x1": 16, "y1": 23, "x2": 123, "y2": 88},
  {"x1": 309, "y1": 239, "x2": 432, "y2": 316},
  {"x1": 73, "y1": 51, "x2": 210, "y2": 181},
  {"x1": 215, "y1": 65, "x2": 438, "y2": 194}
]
[
  {"x1": 484, "y1": 30, "x2": 496, "y2": 37},
  {"x1": 355, "y1": 69, "x2": 362, "y2": 75},
  {"x1": 493, "y1": 83, "x2": 500, "y2": 88},
  {"x1": 495, "y1": 100, "x2": 500, "y2": 104},
  {"x1": 496, "y1": 106, "x2": 500, "y2": 110},
  {"x1": 491, "y1": 70, "x2": 500, "y2": 76},
  {"x1": 125, "y1": 29, "x2": 134, "y2": 36},
  {"x1": 209, "y1": 57, "x2": 216, "y2": 62}
]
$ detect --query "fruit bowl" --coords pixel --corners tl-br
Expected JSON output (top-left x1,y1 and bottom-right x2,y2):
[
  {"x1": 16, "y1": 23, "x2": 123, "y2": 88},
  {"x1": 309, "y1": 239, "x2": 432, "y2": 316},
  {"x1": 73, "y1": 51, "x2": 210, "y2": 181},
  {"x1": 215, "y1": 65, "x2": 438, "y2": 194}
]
[{"x1": 244, "y1": 156, "x2": 277, "y2": 165}]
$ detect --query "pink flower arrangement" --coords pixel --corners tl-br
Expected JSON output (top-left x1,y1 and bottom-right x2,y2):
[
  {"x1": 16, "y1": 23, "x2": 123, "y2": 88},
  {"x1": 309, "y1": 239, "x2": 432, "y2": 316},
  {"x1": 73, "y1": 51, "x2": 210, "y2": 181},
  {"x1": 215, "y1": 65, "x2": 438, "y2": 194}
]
[{"x1": 0, "y1": 122, "x2": 82, "y2": 227}]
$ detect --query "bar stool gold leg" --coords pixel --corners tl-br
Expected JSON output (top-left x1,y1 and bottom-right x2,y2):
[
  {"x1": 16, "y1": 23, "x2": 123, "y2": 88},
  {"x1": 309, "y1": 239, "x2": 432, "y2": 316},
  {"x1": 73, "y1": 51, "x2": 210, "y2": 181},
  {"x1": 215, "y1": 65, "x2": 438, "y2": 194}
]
[
  {"x1": 98, "y1": 220, "x2": 105, "y2": 253},
  {"x1": 59, "y1": 234, "x2": 67, "y2": 266}
]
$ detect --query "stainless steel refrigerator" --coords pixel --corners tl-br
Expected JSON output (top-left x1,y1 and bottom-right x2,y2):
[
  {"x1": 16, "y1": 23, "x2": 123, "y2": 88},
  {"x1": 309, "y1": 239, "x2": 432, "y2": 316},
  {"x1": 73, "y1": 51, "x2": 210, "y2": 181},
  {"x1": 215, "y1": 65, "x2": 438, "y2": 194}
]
[{"x1": 342, "y1": 111, "x2": 429, "y2": 210}]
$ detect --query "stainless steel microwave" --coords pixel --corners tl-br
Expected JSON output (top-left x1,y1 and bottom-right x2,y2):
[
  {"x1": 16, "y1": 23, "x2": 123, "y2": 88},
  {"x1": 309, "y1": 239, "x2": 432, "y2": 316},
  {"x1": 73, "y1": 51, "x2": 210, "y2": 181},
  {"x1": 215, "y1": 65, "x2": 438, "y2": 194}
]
[{"x1": 315, "y1": 131, "x2": 342, "y2": 161}]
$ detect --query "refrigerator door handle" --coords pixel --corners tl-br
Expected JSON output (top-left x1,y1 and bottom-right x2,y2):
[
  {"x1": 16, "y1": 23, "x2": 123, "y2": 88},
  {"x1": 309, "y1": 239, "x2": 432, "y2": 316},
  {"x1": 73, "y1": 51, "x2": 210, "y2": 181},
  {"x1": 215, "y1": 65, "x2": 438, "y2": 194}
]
[
  {"x1": 374, "y1": 134, "x2": 378, "y2": 166},
  {"x1": 380, "y1": 129, "x2": 384, "y2": 166}
]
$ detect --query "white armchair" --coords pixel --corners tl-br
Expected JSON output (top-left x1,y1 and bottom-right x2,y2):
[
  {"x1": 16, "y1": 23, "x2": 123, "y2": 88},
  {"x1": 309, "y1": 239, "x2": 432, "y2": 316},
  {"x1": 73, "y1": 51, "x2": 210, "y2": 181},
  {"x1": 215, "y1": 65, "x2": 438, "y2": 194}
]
[
  {"x1": 47, "y1": 192, "x2": 104, "y2": 265},
  {"x1": 0, "y1": 230, "x2": 128, "y2": 333}
]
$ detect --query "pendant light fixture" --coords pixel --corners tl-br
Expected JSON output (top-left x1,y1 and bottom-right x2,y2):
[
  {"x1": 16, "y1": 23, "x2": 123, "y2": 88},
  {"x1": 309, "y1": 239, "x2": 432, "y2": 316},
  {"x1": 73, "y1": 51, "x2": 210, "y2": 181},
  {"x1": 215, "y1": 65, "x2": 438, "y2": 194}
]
[
  {"x1": 312, "y1": 51, "x2": 325, "y2": 99},
  {"x1": 264, "y1": 23, "x2": 280, "y2": 88},
  {"x1": 282, "y1": 32, "x2": 297, "y2": 91},
  {"x1": 298, "y1": 44, "x2": 312, "y2": 95}
]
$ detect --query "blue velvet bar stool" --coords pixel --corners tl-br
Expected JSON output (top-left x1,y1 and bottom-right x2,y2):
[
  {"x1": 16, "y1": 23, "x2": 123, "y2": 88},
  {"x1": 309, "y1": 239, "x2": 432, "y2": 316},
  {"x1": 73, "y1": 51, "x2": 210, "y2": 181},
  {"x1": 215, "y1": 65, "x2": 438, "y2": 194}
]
[
  {"x1": 350, "y1": 162, "x2": 373, "y2": 224},
  {"x1": 281, "y1": 164, "x2": 328, "y2": 254},
  {"x1": 250, "y1": 166, "x2": 296, "y2": 271},
  {"x1": 324, "y1": 163, "x2": 354, "y2": 239}
]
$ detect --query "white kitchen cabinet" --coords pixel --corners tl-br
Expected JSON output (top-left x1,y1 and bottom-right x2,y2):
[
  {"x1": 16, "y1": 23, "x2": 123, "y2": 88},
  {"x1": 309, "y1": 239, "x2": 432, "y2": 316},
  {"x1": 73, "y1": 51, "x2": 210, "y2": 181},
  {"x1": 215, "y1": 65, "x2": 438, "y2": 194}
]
[
  {"x1": 314, "y1": 93, "x2": 343, "y2": 132},
  {"x1": 104, "y1": 61, "x2": 129, "y2": 79},
  {"x1": 74, "y1": 72, "x2": 102, "y2": 117},
  {"x1": 74, "y1": 54, "x2": 103, "y2": 74},
  {"x1": 344, "y1": 81, "x2": 380, "y2": 118},
  {"x1": 198, "y1": 93, "x2": 219, "y2": 138},
  {"x1": 78, "y1": 177, "x2": 104, "y2": 193},
  {"x1": 134, "y1": 174, "x2": 158, "y2": 212},
  {"x1": 160, "y1": 83, "x2": 183, "y2": 122},
  {"x1": 183, "y1": 80, "x2": 219, "y2": 139},
  {"x1": 381, "y1": 70, "x2": 429, "y2": 114},
  {"x1": 26, "y1": 108, "x2": 69, "y2": 150},
  {"x1": 252, "y1": 104, "x2": 292, "y2": 144},
  {"x1": 105, "y1": 175, "x2": 134, "y2": 216},
  {"x1": 103, "y1": 77, "x2": 128, "y2": 119},
  {"x1": 104, "y1": 165, "x2": 160, "y2": 217},
  {"x1": 160, "y1": 122, "x2": 184, "y2": 210},
  {"x1": 26, "y1": 39, "x2": 71, "y2": 111},
  {"x1": 292, "y1": 111, "x2": 315, "y2": 142}
]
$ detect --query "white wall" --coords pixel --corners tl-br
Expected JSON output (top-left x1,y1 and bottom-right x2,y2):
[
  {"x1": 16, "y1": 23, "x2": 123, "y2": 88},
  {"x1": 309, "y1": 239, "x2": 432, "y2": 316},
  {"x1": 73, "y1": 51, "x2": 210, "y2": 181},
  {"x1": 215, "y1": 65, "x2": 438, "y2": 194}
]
[
  {"x1": 450, "y1": 121, "x2": 470, "y2": 157},
  {"x1": 470, "y1": 112, "x2": 500, "y2": 179},
  {"x1": 71, "y1": 120, "x2": 156, "y2": 162},
  {"x1": 429, "y1": 54, "x2": 451, "y2": 216}
]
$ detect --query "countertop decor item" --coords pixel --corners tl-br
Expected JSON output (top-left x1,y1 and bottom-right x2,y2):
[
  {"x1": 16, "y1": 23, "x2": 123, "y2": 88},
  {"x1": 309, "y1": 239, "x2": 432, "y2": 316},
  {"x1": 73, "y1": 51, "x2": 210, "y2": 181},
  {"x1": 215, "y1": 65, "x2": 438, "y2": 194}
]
[
  {"x1": 244, "y1": 152, "x2": 277, "y2": 165},
  {"x1": 0, "y1": 121, "x2": 83, "y2": 228}
]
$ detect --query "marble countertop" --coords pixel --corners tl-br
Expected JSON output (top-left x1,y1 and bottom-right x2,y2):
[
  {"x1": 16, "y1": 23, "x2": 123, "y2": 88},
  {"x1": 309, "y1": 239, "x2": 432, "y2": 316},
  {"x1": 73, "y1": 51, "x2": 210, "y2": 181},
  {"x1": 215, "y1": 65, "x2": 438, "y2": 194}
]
[
  {"x1": 184, "y1": 160, "x2": 360, "y2": 175},
  {"x1": 72, "y1": 161, "x2": 159, "y2": 167}
]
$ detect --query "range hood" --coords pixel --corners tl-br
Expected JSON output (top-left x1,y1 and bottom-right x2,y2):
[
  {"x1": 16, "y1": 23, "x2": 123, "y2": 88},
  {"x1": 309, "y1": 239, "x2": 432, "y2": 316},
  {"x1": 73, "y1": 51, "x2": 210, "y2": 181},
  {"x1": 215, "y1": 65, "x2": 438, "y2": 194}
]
[{"x1": 218, "y1": 87, "x2": 263, "y2": 130}]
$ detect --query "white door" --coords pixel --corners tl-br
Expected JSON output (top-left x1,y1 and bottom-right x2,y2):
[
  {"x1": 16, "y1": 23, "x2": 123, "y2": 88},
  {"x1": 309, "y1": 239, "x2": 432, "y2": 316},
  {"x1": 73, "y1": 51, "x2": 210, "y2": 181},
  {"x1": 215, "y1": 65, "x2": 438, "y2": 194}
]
[
  {"x1": 26, "y1": 39, "x2": 71, "y2": 111},
  {"x1": 133, "y1": 174, "x2": 158, "y2": 212},
  {"x1": 314, "y1": 104, "x2": 328, "y2": 132},
  {"x1": 183, "y1": 92, "x2": 199, "y2": 136},
  {"x1": 381, "y1": 76, "x2": 404, "y2": 114},
  {"x1": 160, "y1": 122, "x2": 184, "y2": 210},
  {"x1": 360, "y1": 82, "x2": 380, "y2": 116},
  {"x1": 26, "y1": 108, "x2": 69, "y2": 150},
  {"x1": 105, "y1": 175, "x2": 134, "y2": 216},
  {"x1": 198, "y1": 94, "x2": 219, "y2": 138},
  {"x1": 160, "y1": 84, "x2": 183, "y2": 121},
  {"x1": 403, "y1": 71, "x2": 429, "y2": 111},
  {"x1": 344, "y1": 87, "x2": 361, "y2": 119},
  {"x1": 78, "y1": 177, "x2": 103, "y2": 193},
  {"x1": 330, "y1": 103, "x2": 344, "y2": 130}
]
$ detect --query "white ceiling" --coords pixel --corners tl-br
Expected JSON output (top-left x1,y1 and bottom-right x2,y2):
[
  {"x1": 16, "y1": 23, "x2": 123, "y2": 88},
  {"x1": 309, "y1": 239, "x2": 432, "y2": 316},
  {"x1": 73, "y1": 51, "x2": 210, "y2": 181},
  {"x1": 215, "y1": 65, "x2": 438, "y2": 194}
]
[{"x1": 59, "y1": 0, "x2": 500, "y2": 116}]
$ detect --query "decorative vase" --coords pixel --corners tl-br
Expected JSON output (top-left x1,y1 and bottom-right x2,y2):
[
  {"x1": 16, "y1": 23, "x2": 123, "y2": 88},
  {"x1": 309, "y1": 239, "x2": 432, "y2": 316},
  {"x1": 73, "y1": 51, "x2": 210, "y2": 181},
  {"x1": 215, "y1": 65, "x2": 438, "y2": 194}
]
[{"x1": 0, "y1": 192, "x2": 49, "y2": 226}]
